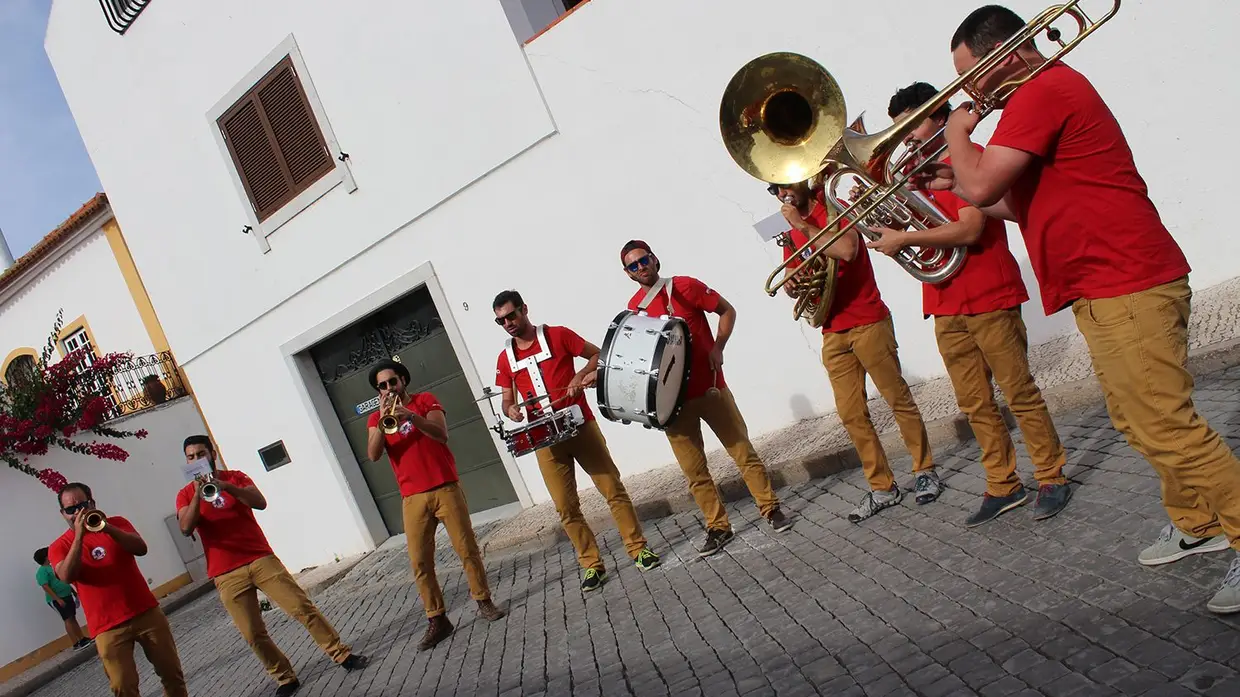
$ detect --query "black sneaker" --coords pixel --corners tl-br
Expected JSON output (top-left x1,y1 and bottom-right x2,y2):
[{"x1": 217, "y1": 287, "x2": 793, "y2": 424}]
[
  {"x1": 71, "y1": 638, "x2": 93, "y2": 650},
  {"x1": 766, "y1": 508, "x2": 794, "y2": 533},
  {"x1": 275, "y1": 680, "x2": 301, "y2": 697},
  {"x1": 912, "y1": 470, "x2": 944, "y2": 505},
  {"x1": 1033, "y1": 483, "x2": 1072, "y2": 520},
  {"x1": 697, "y1": 527, "x2": 735, "y2": 557},
  {"x1": 581, "y1": 567, "x2": 607, "y2": 592},
  {"x1": 965, "y1": 490, "x2": 1029, "y2": 527},
  {"x1": 340, "y1": 654, "x2": 369, "y2": 671},
  {"x1": 634, "y1": 548, "x2": 661, "y2": 571}
]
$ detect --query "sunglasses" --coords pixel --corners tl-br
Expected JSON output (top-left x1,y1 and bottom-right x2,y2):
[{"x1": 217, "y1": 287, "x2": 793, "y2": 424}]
[
  {"x1": 377, "y1": 378, "x2": 402, "y2": 391},
  {"x1": 494, "y1": 309, "x2": 522, "y2": 326},
  {"x1": 625, "y1": 255, "x2": 653, "y2": 273},
  {"x1": 62, "y1": 500, "x2": 94, "y2": 515}
]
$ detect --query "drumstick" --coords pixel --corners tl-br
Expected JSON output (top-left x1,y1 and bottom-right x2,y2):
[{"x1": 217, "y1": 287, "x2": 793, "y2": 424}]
[{"x1": 707, "y1": 368, "x2": 721, "y2": 398}]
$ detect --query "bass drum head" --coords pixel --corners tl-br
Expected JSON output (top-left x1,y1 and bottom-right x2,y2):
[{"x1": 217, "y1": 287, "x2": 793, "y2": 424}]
[{"x1": 651, "y1": 318, "x2": 691, "y2": 428}]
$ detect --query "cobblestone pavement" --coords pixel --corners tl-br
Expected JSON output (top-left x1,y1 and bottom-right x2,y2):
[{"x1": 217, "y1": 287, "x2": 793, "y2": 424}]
[{"x1": 30, "y1": 365, "x2": 1240, "y2": 697}]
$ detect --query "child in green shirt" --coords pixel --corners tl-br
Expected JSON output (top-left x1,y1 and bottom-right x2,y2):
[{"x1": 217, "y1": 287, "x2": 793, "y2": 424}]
[{"x1": 34, "y1": 547, "x2": 91, "y2": 650}]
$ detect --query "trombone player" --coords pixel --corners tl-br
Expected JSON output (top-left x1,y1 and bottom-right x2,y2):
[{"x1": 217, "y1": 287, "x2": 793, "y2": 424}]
[
  {"x1": 366, "y1": 359, "x2": 505, "y2": 651},
  {"x1": 48, "y1": 482, "x2": 188, "y2": 697},
  {"x1": 865, "y1": 81, "x2": 1071, "y2": 526},
  {"x1": 776, "y1": 181, "x2": 939, "y2": 523},
  {"x1": 919, "y1": 3, "x2": 1240, "y2": 612}
]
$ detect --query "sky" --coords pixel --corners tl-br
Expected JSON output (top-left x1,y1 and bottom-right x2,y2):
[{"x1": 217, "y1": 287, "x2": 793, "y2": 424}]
[{"x1": 0, "y1": 0, "x2": 102, "y2": 259}]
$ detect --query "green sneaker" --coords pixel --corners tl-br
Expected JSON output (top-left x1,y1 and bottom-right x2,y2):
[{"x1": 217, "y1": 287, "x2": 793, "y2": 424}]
[
  {"x1": 634, "y1": 548, "x2": 661, "y2": 571},
  {"x1": 581, "y1": 567, "x2": 607, "y2": 592}
]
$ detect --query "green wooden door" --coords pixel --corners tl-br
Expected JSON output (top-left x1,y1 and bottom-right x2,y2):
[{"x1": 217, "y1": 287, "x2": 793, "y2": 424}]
[{"x1": 310, "y1": 288, "x2": 519, "y2": 535}]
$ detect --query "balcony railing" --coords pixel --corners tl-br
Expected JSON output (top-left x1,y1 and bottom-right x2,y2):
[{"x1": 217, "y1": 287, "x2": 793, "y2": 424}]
[
  {"x1": 98, "y1": 0, "x2": 152, "y2": 35},
  {"x1": 93, "y1": 351, "x2": 188, "y2": 422}
]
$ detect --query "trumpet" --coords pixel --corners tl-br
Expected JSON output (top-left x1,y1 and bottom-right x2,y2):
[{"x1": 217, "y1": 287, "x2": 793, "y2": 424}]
[
  {"x1": 85, "y1": 510, "x2": 107, "y2": 533},
  {"x1": 379, "y1": 393, "x2": 401, "y2": 435},
  {"x1": 200, "y1": 479, "x2": 221, "y2": 503},
  {"x1": 719, "y1": 0, "x2": 1119, "y2": 300}
]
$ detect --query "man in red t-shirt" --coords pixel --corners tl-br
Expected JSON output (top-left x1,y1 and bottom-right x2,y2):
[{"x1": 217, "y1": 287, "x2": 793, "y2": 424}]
[
  {"x1": 776, "y1": 181, "x2": 936, "y2": 523},
  {"x1": 863, "y1": 81, "x2": 1070, "y2": 527},
  {"x1": 48, "y1": 482, "x2": 186, "y2": 697},
  {"x1": 929, "y1": 5, "x2": 1240, "y2": 613},
  {"x1": 492, "y1": 289, "x2": 660, "y2": 591},
  {"x1": 619, "y1": 240, "x2": 792, "y2": 554},
  {"x1": 176, "y1": 436, "x2": 368, "y2": 694},
  {"x1": 365, "y1": 359, "x2": 504, "y2": 650}
]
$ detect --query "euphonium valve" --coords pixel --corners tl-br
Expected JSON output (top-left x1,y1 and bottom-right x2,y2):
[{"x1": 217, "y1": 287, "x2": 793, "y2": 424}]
[{"x1": 85, "y1": 511, "x2": 107, "y2": 533}]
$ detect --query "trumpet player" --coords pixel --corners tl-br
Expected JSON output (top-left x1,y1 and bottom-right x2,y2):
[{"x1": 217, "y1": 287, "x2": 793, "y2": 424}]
[
  {"x1": 777, "y1": 182, "x2": 938, "y2": 523},
  {"x1": 48, "y1": 482, "x2": 188, "y2": 697},
  {"x1": 365, "y1": 359, "x2": 505, "y2": 651},
  {"x1": 916, "y1": 3, "x2": 1240, "y2": 614},
  {"x1": 863, "y1": 81, "x2": 1071, "y2": 526},
  {"x1": 492, "y1": 289, "x2": 660, "y2": 591},
  {"x1": 619, "y1": 240, "x2": 792, "y2": 556},
  {"x1": 176, "y1": 435, "x2": 368, "y2": 695}
]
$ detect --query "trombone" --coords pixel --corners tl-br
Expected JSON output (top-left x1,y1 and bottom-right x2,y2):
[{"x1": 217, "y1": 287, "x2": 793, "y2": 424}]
[
  {"x1": 85, "y1": 510, "x2": 107, "y2": 533},
  {"x1": 719, "y1": 0, "x2": 1120, "y2": 299}
]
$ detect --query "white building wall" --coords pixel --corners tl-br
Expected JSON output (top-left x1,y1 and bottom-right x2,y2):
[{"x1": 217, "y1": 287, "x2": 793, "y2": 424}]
[
  {"x1": 0, "y1": 228, "x2": 156, "y2": 364},
  {"x1": 45, "y1": 0, "x2": 1240, "y2": 571},
  {"x1": 0, "y1": 398, "x2": 206, "y2": 669}
]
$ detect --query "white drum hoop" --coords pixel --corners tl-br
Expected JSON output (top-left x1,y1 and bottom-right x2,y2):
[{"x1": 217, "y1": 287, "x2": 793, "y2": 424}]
[
  {"x1": 596, "y1": 309, "x2": 692, "y2": 430},
  {"x1": 498, "y1": 405, "x2": 585, "y2": 458}
]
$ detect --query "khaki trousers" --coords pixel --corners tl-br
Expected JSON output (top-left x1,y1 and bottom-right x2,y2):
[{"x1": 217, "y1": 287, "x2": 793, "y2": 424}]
[
  {"x1": 95, "y1": 607, "x2": 186, "y2": 697},
  {"x1": 1074, "y1": 277, "x2": 1240, "y2": 548},
  {"x1": 821, "y1": 316, "x2": 933, "y2": 491},
  {"x1": 665, "y1": 387, "x2": 780, "y2": 531},
  {"x1": 934, "y1": 308, "x2": 1067, "y2": 496},
  {"x1": 535, "y1": 420, "x2": 647, "y2": 570},
  {"x1": 402, "y1": 482, "x2": 492, "y2": 617},
  {"x1": 214, "y1": 555, "x2": 352, "y2": 686}
]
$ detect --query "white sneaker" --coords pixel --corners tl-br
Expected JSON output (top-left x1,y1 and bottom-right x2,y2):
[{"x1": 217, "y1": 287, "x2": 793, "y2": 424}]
[
  {"x1": 1137, "y1": 523, "x2": 1230, "y2": 566},
  {"x1": 1207, "y1": 553, "x2": 1240, "y2": 615}
]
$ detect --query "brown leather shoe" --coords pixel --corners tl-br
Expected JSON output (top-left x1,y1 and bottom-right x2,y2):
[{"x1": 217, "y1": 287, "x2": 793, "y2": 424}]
[
  {"x1": 477, "y1": 599, "x2": 506, "y2": 622},
  {"x1": 418, "y1": 615, "x2": 454, "y2": 651}
]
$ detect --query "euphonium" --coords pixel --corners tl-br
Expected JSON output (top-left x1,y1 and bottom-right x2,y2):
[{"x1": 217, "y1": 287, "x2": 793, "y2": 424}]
[
  {"x1": 719, "y1": 0, "x2": 1119, "y2": 300},
  {"x1": 85, "y1": 510, "x2": 107, "y2": 533},
  {"x1": 379, "y1": 393, "x2": 401, "y2": 435},
  {"x1": 776, "y1": 191, "x2": 839, "y2": 328}
]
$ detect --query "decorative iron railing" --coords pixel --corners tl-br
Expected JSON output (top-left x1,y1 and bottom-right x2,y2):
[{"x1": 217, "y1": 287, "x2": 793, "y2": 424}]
[
  {"x1": 98, "y1": 0, "x2": 152, "y2": 35},
  {"x1": 94, "y1": 351, "x2": 188, "y2": 422}
]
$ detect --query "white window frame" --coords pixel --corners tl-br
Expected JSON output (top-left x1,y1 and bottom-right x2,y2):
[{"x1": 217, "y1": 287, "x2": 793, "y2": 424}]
[
  {"x1": 62, "y1": 328, "x2": 96, "y2": 369},
  {"x1": 207, "y1": 34, "x2": 357, "y2": 254}
]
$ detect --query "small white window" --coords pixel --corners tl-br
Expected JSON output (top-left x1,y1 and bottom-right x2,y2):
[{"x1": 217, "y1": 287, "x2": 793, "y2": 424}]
[{"x1": 62, "y1": 328, "x2": 96, "y2": 369}]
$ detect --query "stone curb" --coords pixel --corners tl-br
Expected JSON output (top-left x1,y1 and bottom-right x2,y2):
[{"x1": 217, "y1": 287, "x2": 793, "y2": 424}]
[
  {"x1": 478, "y1": 336, "x2": 1240, "y2": 559},
  {"x1": 0, "y1": 580, "x2": 215, "y2": 697}
]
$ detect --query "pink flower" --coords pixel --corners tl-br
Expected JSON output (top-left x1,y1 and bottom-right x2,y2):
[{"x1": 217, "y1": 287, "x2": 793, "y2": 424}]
[{"x1": 36, "y1": 468, "x2": 68, "y2": 492}]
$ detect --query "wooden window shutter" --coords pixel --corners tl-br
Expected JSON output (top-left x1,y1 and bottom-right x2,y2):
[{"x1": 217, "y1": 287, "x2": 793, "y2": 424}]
[{"x1": 218, "y1": 56, "x2": 334, "y2": 222}]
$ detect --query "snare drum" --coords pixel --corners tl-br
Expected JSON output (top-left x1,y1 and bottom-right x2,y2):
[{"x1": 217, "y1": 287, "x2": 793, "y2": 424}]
[
  {"x1": 596, "y1": 310, "x2": 691, "y2": 430},
  {"x1": 500, "y1": 405, "x2": 585, "y2": 458}
]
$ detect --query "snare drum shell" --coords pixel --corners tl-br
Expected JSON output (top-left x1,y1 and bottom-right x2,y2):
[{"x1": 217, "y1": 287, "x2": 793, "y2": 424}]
[{"x1": 596, "y1": 310, "x2": 692, "y2": 430}]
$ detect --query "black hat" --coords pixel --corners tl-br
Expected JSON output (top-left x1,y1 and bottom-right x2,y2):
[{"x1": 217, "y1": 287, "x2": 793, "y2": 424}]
[{"x1": 368, "y1": 359, "x2": 410, "y2": 389}]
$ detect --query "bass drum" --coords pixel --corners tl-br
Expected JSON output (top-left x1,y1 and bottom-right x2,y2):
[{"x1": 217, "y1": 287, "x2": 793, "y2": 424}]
[{"x1": 596, "y1": 310, "x2": 691, "y2": 430}]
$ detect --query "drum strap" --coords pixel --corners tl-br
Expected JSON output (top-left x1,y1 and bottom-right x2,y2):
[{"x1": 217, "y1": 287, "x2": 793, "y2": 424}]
[
  {"x1": 635, "y1": 276, "x2": 674, "y2": 315},
  {"x1": 505, "y1": 324, "x2": 554, "y2": 403}
]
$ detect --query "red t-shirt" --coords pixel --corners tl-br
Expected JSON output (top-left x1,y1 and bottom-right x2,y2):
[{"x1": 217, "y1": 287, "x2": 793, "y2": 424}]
[
  {"x1": 627, "y1": 276, "x2": 727, "y2": 401},
  {"x1": 783, "y1": 200, "x2": 889, "y2": 334},
  {"x1": 175, "y1": 469, "x2": 274, "y2": 578},
  {"x1": 48, "y1": 516, "x2": 158, "y2": 637},
  {"x1": 495, "y1": 325, "x2": 594, "y2": 421},
  {"x1": 367, "y1": 391, "x2": 459, "y2": 497},
  {"x1": 987, "y1": 63, "x2": 1190, "y2": 314},
  {"x1": 918, "y1": 151, "x2": 1028, "y2": 318}
]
